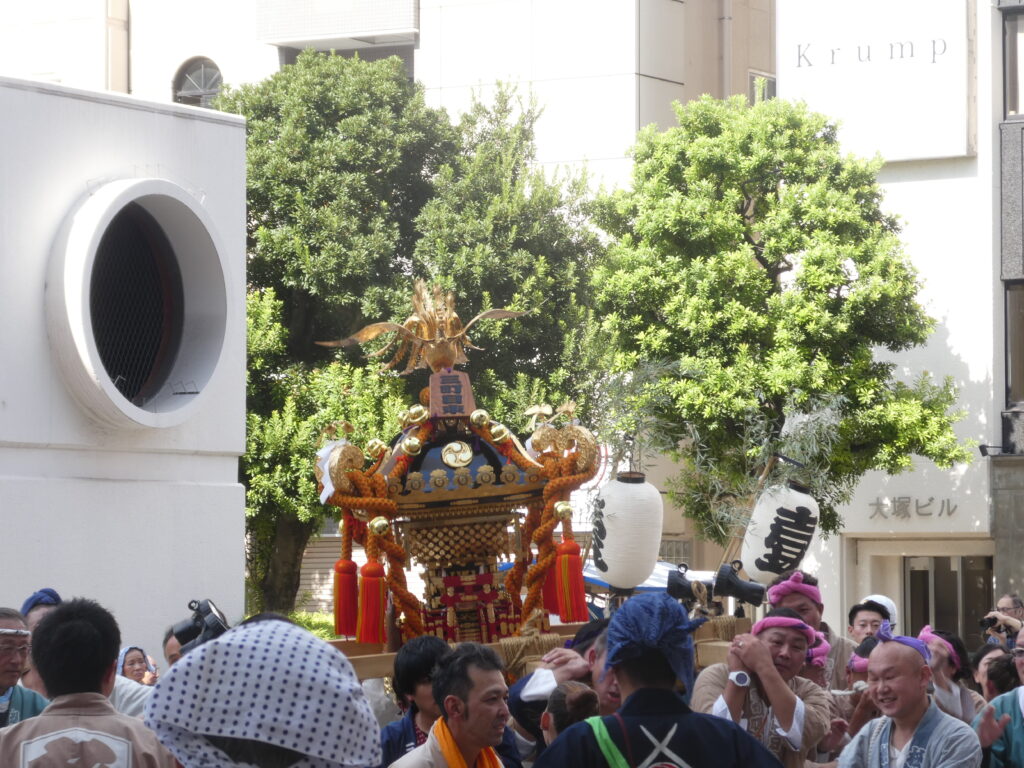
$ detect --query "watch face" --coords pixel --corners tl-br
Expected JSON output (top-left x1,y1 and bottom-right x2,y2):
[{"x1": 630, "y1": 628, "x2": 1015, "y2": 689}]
[{"x1": 731, "y1": 671, "x2": 750, "y2": 686}]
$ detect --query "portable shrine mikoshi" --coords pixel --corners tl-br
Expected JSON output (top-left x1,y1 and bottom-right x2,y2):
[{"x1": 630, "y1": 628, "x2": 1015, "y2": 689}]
[{"x1": 314, "y1": 281, "x2": 599, "y2": 647}]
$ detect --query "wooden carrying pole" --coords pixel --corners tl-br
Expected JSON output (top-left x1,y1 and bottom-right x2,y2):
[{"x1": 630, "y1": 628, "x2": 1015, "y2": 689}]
[{"x1": 332, "y1": 621, "x2": 587, "y2": 681}]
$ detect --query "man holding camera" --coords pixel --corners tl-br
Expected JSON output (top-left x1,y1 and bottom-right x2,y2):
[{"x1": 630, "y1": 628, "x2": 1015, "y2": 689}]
[{"x1": 983, "y1": 594, "x2": 1024, "y2": 650}]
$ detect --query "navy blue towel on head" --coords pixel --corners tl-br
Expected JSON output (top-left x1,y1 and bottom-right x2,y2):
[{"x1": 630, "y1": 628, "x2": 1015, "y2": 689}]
[{"x1": 605, "y1": 592, "x2": 706, "y2": 696}]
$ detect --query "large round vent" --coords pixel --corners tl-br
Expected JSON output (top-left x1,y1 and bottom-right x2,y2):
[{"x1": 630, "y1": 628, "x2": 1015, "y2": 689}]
[
  {"x1": 90, "y1": 203, "x2": 184, "y2": 406},
  {"x1": 48, "y1": 179, "x2": 228, "y2": 429}
]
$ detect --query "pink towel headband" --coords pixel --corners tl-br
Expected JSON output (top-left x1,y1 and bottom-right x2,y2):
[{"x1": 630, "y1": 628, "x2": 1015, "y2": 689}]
[
  {"x1": 766, "y1": 571, "x2": 822, "y2": 607},
  {"x1": 847, "y1": 653, "x2": 869, "y2": 673},
  {"x1": 917, "y1": 625, "x2": 960, "y2": 670},
  {"x1": 752, "y1": 615, "x2": 817, "y2": 647},
  {"x1": 807, "y1": 630, "x2": 831, "y2": 668}
]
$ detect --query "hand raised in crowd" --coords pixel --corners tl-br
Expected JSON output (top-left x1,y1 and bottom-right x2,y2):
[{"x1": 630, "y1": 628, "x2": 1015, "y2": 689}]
[
  {"x1": 817, "y1": 717, "x2": 849, "y2": 754},
  {"x1": 847, "y1": 683, "x2": 880, "y2": 738},
  {"x1": 985, "y1": 609, "x2": 1023, "y2": 634},
  {"x1": 728, "y1": 633, "x2": 773, "y2": 676},
  {"x1": 977, "y1": 704, "x2": 1012, "y2": 749},
  {"x1": 541, "y1": 647, "x2": 590, "y2": 683}
]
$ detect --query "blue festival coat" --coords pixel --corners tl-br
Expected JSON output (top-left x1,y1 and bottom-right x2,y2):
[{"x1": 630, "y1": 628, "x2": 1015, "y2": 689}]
[{"x1": 533, "y1": 687, "x2": 782, "y2": 768}]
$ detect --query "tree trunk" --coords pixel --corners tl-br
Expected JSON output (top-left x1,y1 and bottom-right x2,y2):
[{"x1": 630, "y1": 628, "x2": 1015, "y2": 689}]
[{"x1": 260, "y1": 515, "x2": 319, "y2": 614}]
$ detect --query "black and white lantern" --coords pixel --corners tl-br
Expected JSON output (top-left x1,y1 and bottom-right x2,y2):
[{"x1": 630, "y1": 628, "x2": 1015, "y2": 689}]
[
  {"x1": 741, "y1": 481, "x2": 819, "y2": 584},
  {"x1": 591, "y1": 472, "x2": 664, "y2": 590}
]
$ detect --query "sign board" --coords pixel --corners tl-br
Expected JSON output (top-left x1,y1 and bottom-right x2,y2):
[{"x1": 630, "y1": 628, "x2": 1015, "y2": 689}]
[{"x1": 777, "y1": 0, "x2": 973, "y2": 162}]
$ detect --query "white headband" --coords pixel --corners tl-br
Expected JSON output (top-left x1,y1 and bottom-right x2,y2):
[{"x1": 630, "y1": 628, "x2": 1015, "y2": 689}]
[{"x1": 0, "y1": 629, "x2": 30, "y2": 637}]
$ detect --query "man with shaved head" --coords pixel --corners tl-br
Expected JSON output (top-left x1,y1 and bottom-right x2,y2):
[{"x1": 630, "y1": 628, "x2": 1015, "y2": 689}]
[{"x1": 838, "y1": 622, "x2": 980, "y2": 767}]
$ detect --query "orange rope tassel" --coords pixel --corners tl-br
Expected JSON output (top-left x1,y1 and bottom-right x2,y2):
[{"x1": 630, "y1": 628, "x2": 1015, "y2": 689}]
[
  {"x1": 555, "y1": 540, "x2": 588, "y2": 623},
  {"x1": 356, "y1": 562, "x2": 386, "y2": 643},
  {"x1": 333, "y1": 559, "x2": 358, "y2": 637}
]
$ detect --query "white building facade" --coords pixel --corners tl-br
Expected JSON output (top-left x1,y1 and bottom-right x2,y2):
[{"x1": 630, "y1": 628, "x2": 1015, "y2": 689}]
[
  {"x1": 778, "y1": 0, "x2": 1002, "y2": 645},
  {"x1": 0, "y1": 77, "x2": 247, "y2": 655}
]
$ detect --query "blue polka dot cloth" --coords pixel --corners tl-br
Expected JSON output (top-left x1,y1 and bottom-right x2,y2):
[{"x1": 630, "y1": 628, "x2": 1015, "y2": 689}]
[{"x1": 144, "y1": 619, "x2": 382, "y2": 767}]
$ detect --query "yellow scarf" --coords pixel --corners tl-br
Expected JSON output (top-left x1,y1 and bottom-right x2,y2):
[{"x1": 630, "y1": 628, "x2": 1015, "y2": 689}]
[{"x1": 431, "y1": 715, "x2": 503, "y2": 768}]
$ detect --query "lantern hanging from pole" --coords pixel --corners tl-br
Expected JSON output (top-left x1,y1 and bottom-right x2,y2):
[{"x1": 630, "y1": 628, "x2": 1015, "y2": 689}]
[
  {"x1": 591, "y1": 471, "x2": 663, "y2": 590},
  {"x1": 741, "y1": 481, "x2": 820, "y2": 585}
]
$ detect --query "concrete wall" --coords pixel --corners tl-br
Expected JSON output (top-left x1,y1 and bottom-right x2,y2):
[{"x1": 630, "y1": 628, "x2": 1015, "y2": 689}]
[{"x1": 0, "y1": 77, "x2": 246, "y2": 658}]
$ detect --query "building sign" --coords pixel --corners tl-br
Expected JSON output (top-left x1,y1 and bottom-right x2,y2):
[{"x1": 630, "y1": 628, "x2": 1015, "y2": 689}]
[
  {"x1": 868, "y1": 496, "x2": 958, "y2": 522},
  {"x1": 778, "y1": 0, "x2": 973, "y2": 162}
]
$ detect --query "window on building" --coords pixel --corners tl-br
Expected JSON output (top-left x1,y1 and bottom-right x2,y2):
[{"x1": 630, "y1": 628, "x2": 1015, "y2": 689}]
[
  {"x1": 748, "y1": 72, "x2": 776, "y2": 104},
  {"x1": 1006, "y1": 13, "x2": 1024, "y2": 119},
  {"x1": 173, "y1": 57, "x2": 223, "y2": 108},
  {"x1": 658, "y1": 536, "x2": 692, "y2": 566},
  {"x1": 1007, "y1": 283, "x2": 1024, "y2": 407}
]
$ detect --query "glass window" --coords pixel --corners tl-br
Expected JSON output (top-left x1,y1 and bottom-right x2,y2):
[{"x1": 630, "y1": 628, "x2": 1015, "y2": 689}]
[
  {"x1": 1006, "y1": 14, "x2": 1024, "y2": 118},
  {"x1": 173, "y1": 58, "x2": 223, "y2": 109},
  {"x1": 1007, "y1": 283, "x2": 1024, "y2": 406},
  {"x1": 748, "y1": 72, "x2": 777, "y2": 104}
]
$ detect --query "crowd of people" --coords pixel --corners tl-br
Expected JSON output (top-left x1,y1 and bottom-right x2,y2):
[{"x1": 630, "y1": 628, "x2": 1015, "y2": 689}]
[{"x1": 1, "y1": 577, "x2": 1024, "y2": 767}]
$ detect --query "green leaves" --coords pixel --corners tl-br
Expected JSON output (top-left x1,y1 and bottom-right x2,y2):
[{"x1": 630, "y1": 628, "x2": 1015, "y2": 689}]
[
  {"x1": 596, "y1": 95, "x2": 970, "y2": 541},
  {"x1": 228, "y1": 58, "x2": 603, "y2": 610}
]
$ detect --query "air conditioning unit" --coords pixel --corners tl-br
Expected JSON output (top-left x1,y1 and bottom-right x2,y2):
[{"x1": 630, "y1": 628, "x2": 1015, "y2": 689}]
[{"x1": 0, "y1": 76, "x2": 246, "y2": 652}]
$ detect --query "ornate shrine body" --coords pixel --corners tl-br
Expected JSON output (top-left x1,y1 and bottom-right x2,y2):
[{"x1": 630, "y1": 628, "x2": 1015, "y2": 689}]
[{"x1": 315, "y1": 282, "x2": 597, "y2": 644}]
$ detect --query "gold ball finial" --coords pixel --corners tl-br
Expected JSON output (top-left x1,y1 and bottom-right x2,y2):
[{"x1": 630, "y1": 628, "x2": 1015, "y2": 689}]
[
  {"x1": 407, "y1": 404, "x2": 429, "y2": 425},
  {"x1": 469, "y1": 409, "x2": 490, "y2": 427},
  {"x1": 490, "y1": 423, "x2": 510, "y2": 443},
  {"x1": 369, "y1": 516, "x2": 390, "y2": 535},
  {"x1": 402, "y1": 436, "x2": 423, "y2": 456},
  {"x1": 554, "y1": 501, "x2": 573, "y2": 521},
  {"x1": 365, "y1": 438, "x2": 388, "y2": 459}
]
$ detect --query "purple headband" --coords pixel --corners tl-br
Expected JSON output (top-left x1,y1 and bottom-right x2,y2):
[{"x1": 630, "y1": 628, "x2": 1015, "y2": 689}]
[
  {"x1": 876, "y1": 620, "x2": 931, "y2": 662},
  {"x1": 807, "y1": 630, "x2": 831, "y2": 668},
  {"x1": 752, "y1": 616, "x2": 817, "y2": 647},
  {"x1": 767, "y1": 571, "x2": 822, "y2": 607},
  {"x1": 917, "y1": 625, "x2": 959, "y2": 670}
]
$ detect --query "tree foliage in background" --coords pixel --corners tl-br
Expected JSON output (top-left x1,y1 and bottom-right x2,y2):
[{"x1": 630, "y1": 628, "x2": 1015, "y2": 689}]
[
  {"x1": 408, "y1": 87, "x2": 603, "y2": 425},
  {"x1": 594, "y1": 95, "x2": 971, "y2": 541},
  {"x1": 221, "y1": 53, "x2": 602, "y2": 612}
]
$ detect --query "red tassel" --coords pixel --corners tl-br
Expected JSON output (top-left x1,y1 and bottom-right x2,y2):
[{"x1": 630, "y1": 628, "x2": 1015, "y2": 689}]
[
  {"x1": 542, "y1": 566, "x2": 560, "y2": 615},
  {"x1": 356, "y1": 561, "x2": 387, "y2": 643},
  {"x1": 333, "y1": 559, "x2": 358, "y2": 637},
  {"x1": 555, "y1": 540, "x2": 589, "y2": 622}
]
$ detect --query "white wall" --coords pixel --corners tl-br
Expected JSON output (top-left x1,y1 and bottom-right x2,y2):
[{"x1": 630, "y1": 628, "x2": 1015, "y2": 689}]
[
  {"x1": 129, "y1": 1, "x2": 280, "y2": 104},
  {"x1": 782, "y1": 0, "x2": 1000, "y2": 631},
  {"x1": 0, "y1": 78, "x2": 247, "y2": 659},
  {"x1": 416, "y1": 0, "x2": 643, "y2": 189}
]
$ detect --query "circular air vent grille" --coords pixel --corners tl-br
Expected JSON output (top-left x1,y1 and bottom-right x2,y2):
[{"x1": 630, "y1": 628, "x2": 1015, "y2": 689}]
[
  {"x1": 90, "y1": 203, "x2": 184, "y2": 405},
  {"x1": 48, "y1": 178, "x2": 229, "y2": 430}
]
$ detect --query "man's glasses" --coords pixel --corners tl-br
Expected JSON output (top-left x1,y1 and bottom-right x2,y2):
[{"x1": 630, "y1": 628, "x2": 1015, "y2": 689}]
[
  {"x1": 0, "y1": 644, "x2": 31, "y2": 658},
  {"x1": 1010, "y1": 648, "x2": 1024, "y2": 659}
]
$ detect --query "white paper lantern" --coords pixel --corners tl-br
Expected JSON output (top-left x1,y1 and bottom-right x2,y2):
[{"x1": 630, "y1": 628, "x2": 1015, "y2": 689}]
[
  {"x1": 741, "y1": 481, "x2": 820, "y2": 584},
  {"x1": 591, "y1": 472, "x2": 664, "y2": 590}
]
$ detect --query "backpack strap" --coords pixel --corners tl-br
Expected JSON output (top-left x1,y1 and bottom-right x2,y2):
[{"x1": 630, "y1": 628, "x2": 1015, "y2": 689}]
[{"x1": 586, "y1": 716, "x2": 631, "y2": 768}]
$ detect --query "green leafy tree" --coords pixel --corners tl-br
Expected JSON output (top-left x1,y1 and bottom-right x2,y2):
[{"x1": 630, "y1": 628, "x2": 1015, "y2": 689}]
[
  {"x1": 223, "y1": 55, "x2": 602, "y2": 612},
  {"x1": 220, "y1": 52, "x2": 457, "y2": 612},
  {"x1": 594, "y1": 95, "x2": 971, "y2": 541}
]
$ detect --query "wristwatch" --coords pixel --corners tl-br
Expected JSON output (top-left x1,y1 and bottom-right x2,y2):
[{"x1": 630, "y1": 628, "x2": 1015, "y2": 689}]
[{"x1": 728, "y1": 670, "x2": 751, "y2": 687}]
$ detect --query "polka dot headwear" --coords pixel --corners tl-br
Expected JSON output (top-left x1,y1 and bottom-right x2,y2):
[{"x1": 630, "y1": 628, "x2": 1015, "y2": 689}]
[{"x1": 144, "y1": 619, "x2": 382, "y2": 768}]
